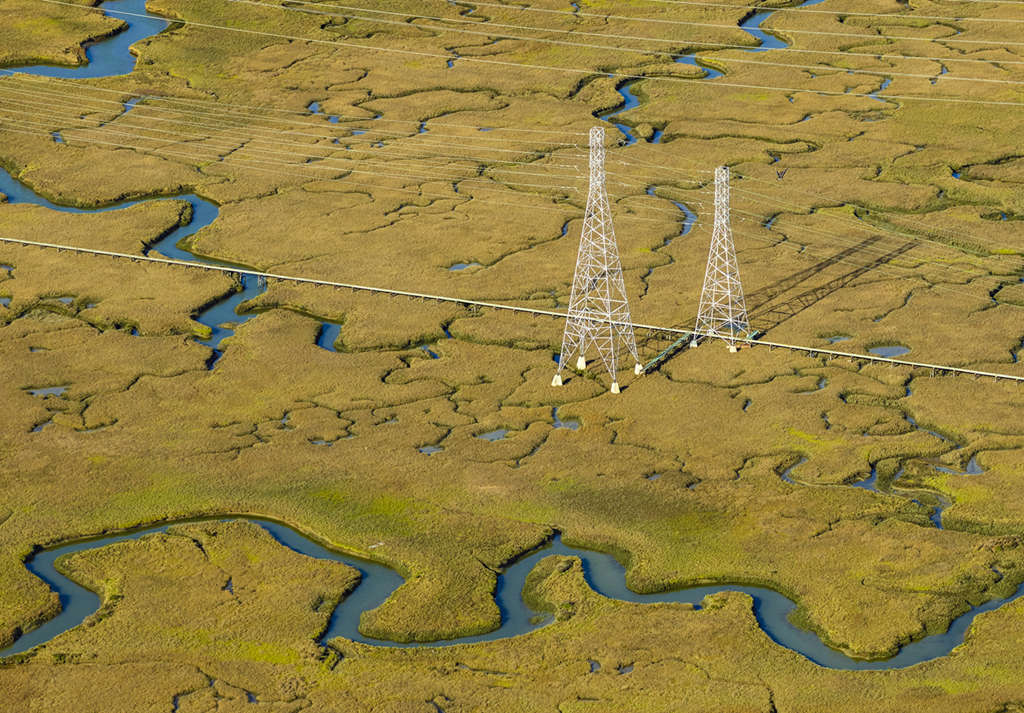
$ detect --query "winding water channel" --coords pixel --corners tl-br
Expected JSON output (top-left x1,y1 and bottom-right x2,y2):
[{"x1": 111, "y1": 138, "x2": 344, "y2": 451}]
[
  {"x1": 598, "y1": 0, "x2": 828, "y2": 146},
  {"x1": 1, "y1": 0, "x2": 1012, "y2": 675},
  {"x1": 0, "y1": 167, "x2": 265, "y2": 366},
  {"x1": 0, "y1": 164, "x2": 351, "y2": 364},
  {"x1": 7, "y1": 0, "x2": 168, "y2": 79},
  {"x1": 3, "y1": 516, "x2": 1023, "y2": 670},
  {"x1": 594, "y1": 0, "x2": 831, "y2": 269}
]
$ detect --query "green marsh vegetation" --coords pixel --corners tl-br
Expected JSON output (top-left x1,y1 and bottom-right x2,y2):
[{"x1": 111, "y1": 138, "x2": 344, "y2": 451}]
[
  {"x1": 2, "y1": 0, "x2": 1024, "y2": 709},
  {"x1": 0, "y1": 0, "x2": 123, "y2": 69}
]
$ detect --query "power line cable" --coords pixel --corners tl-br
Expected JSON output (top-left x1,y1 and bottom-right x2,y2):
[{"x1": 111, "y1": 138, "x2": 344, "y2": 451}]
[
  {"x1": 0, "y1": 77, "x2": 715, "y2": 211},
  {"x1": 728, "y1": 184, "x2": 1010, "y2": 257},
  {"x1": 231, "y1": 0, "x2": 1024, "y2": 87},
  {"x1": 1, "y1": 98, "x2": 667, "y2": 199},
  {"x1": 0, "y1": 74, "x2": 592, "y2": 140},
  {"x1": 622, "y1": 0, "x2": 1024, "y2": 23},
  {"x1": 729, "y1": 205, "x2": 1009, "y2": 286},
  {"x1": 0, "y1": 89, "x2": 599, "y2": 185},
  {"x1": 0, "y1": 120, "x2": 693, "y2": 226},
  {"x1": 30, "y1": 0, "x2": 1024, "y2": 108},
  {"x1": 0, "y1": 118, "x2": 1001, "y2": 312},
  {"x1": 610, "y1": 158, "x2": 1024, "y2": 280},
  {"x1": 0, "y1": 138, "x2": 1008, "y2": 318},
  {"x1": 615, "y1": 153, "x2": 1022, "y2": 256},
  {"x1": 0, "y1": 80, "x2": 710, "y2": 197},
  {"x1": 0, "y1": 110, "x2": 585, "y2": 192},
  {"x1": 724, "y1": 233, "x2": 968, "y2": 316},
  {"x1": 728, "y1": 177, "x2": 1023, "y2": 258},
  {"x1": 0, "y1": 72, "x2": 587, "y2": 146},
  {"x1": 0, "y1": 80, "x2": 591, "y2": 159},
  {"x1": 730, "y1": 225, "x2": 1011, "y2": 308},
  {"x1": 411, "y1": 0, "x2": 1024, "y2": 27},
  {"x1": 282, "y1": 0, "x2": 1024, "y2": 37}
]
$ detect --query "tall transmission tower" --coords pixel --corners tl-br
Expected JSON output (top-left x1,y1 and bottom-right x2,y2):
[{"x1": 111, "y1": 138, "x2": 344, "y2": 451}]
[
  {"x1": 692, "y1": 165, "x2": 749, "y2": 352},
  {"x1": 552, "y1": 126, "x2": 641, "y2": 394}
]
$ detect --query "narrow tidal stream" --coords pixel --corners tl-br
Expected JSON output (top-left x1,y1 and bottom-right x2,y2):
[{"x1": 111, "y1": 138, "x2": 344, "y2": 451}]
[
  {"x1": 3, "y1": 516, "x2": 1022, "y2": 670},
  {"x1": 6, "y1": 0, "x2": 169, "y2": 79},
  {"x1": 0, "y1": 166, "x2": 347, "y2": 366}
]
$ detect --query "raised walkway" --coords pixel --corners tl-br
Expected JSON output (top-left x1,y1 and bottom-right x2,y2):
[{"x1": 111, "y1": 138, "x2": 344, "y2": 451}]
[{"x1": 3, "y1": 236, "x2": 1021, "y2": 384}]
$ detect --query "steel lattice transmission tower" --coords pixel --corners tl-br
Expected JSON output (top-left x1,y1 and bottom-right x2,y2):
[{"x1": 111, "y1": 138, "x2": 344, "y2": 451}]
[
  {"x1": 552, "y1": 126, "x2": 641, "y2": 394},
  {"x1": 692, "y1": 165, "x2": 749, "y2": 352}
]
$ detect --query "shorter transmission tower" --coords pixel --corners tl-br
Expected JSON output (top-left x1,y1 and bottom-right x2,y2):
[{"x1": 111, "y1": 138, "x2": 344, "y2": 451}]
[
  {"x1": 692, "y1": 165, "x2": 749, "y2": 352},
  {"x1": 552, "y1": 126, "x2": 641, "y2": 394}
]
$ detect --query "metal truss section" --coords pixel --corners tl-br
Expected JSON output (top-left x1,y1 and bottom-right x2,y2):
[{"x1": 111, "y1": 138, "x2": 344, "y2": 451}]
[
  {"x1": 693, "y1": 165, "x2": 749, "y2": 351},
  {"x1": 552, "y1": 126, "x2": 640, "y2": 394}
]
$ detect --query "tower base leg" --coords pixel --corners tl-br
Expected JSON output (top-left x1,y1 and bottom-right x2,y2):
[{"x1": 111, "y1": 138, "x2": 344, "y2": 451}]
[
  {"x1": 610, "y1": 382, "x2": 620, "y2": 394},
  {"x1": 634, "y1": 363, "x2": 643, "y2": 375},
  {"x1": 576, "y1": 355, "x2": 586, "y2": 370},
  {"x1": 551, "y1": 373, "x2": 563, "y2": 387},
  {"x1": 728, "y1": 345, "x2": 739, "y2": 353},
  {"x1": 689, "y1": 341, "x2": 699, "y2": 349}
]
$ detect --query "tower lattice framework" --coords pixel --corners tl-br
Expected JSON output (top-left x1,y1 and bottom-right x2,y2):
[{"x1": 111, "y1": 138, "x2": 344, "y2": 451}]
[
  {"x1": 693, "y1": 165, "x2": 749, "y2": 351},
  {"x1": 552, "y1": 126, "x2": 640, "y2": 394}
]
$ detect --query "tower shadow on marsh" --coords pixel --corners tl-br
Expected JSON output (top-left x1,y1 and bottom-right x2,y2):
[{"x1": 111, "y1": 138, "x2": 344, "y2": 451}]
[
  {"x1": 639, "y1": 237, "x2": 916, "y2": 375},
  {"x1": 746, "y1": 237, "x2": 916, "y2": 333},
  {"x1": 745, "y1": 236, "x2": 882, "y2": 311}
]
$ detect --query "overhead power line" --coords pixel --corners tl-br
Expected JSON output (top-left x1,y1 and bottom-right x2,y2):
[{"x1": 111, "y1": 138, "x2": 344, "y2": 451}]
[
  {"x1": 0, "y1": 120, "x2": 703, "y2": 227},
  {"x1": 0, "y1": 78, "x2": 715, "y2": 211},
  {"x1": 261, "y1": 0, "x2": 1024, "y2": 46},
  {"x1": 0, "y1": 72, "x2": 586, "y2": 150},
  {"x1": 0, "y1": 110, "x2": 583, "y2": 193},
  {"x1": 0, "y1": 82, "x2": 589, "y2": 159},
  {"x1": 0, "y1": 88, "x2": 594, "y2": 182},
  {"x1": 0, "y1": 84, "x2": 705, "y2": 199},
  {"x1": 4, "y1": 235, "x2": 1023, "y2": 383},
  {"x1": 229, "y1": 0, "x2": 1024, "y2": 87},
  {"x1": 30, "y1": 0, "x2": 1024, "y2": 108},
  {"x1": 385, "y1": 0, "x2": 1024, "y2": 67},
  {"x1": 35, "y1": 95, "x2": 992, "y2": 293},
  {"x1": 613, "y1": 151, "x2": 1023, "y2": 292},
  {"x1": 614, "y1": 153, "x2": 1022, "y2": 257},
  {"x1": 3, "y1": 111, "x2": 999, "y2": 311},
  {"x1": 728, "y1": 205, "x2": 1010, "y2": 290},
  {"x1": 15, "y1": 88, "x2": 1006, "y2": 251},
  {"x1": 0, "y1": 75, "x2": 591, "y2": 139},
  {"x1": 728, "y1": 184, "x2": 1004, "y2": 259},
  {"x1": 729, "y1": 224, "x2": 1005, "y2": 308},
  {"x1": 0, "y1": 130, "x2": 1010, "y2": 313},
  {"x1": 627, "y1": 0, "x2": 1024, "y2": 23},
  {"x1": 409, "y1": 0, "x2": 1024, "y2": 25}
]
